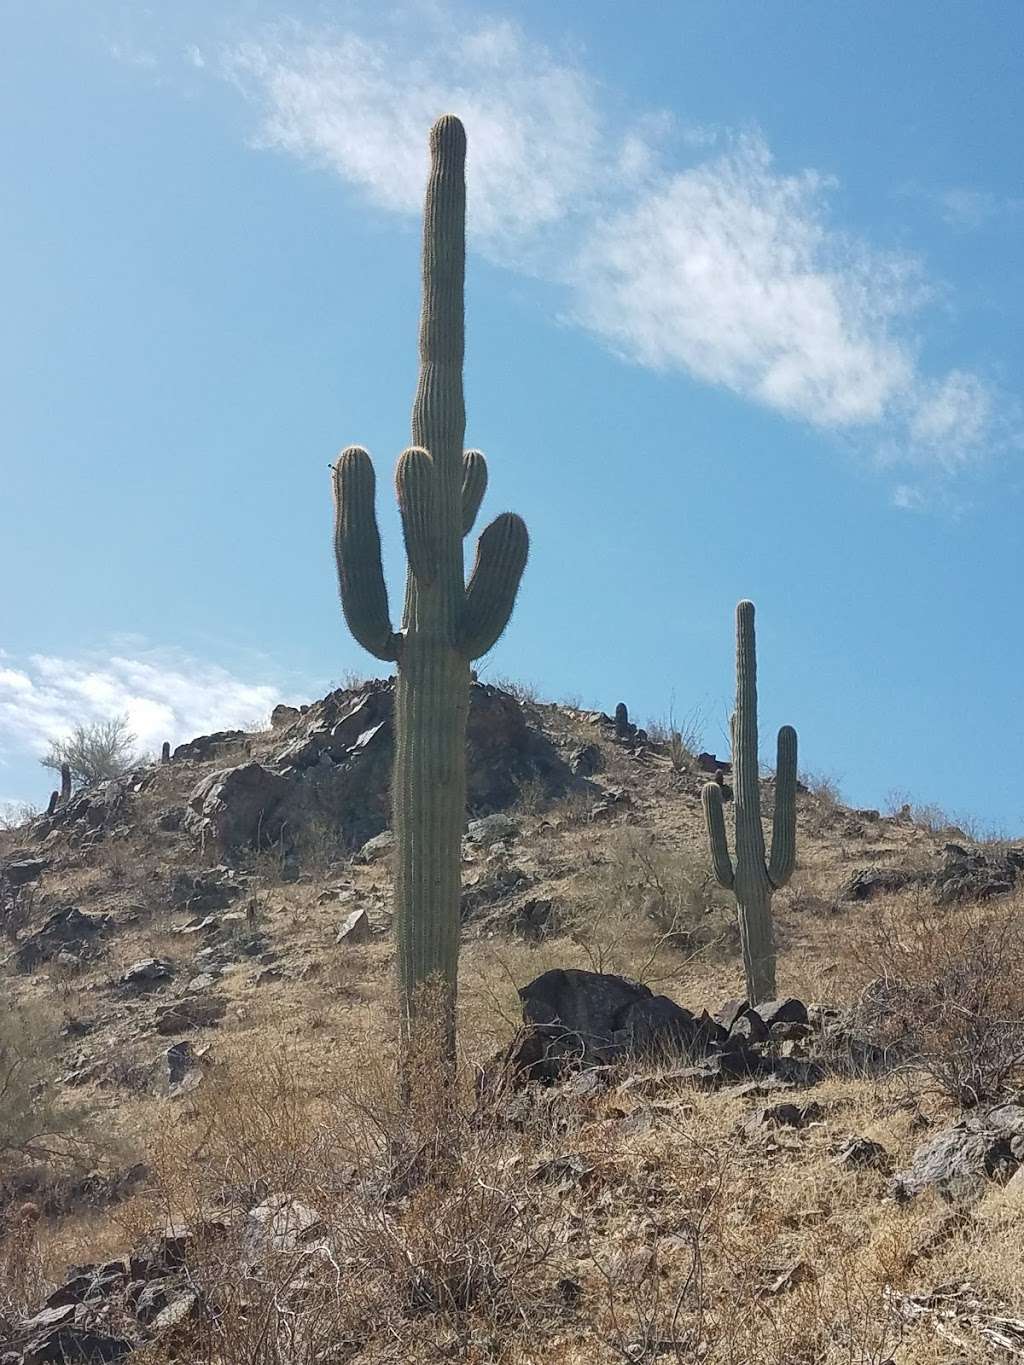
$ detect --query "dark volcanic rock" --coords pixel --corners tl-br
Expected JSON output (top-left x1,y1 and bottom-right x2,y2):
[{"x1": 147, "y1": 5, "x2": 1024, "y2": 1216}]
[
  {"x1": 14, "y1": 907, "x2": 111, "y2": 971},
  {"x1": 832, "y1": 1136, "x2": 892, "y2": 1172},
  {"x1": 154, "y1": 996, "x2": 226, "y2": 1034},
  {"x1": 173, "y1": 730, "x2": 246, "y2": 763},
  {"x1": 934, "y1": 842, "x2": 1024, "y2": 904},
  {"x1": 120, "y1": 958, "x2": 173, "y2": 990},
  {"x1": 1, "y1": 857, "x2": 47, "y2": 888},
  {"x1": 21, "y1": 1326, "x2": 132, "y2": 1364},
  {"x1": 33, "y1": 775, "x2": 134, "y2": 841},
  {"x1": 839, "y1": 867, "x2": 927, "y2": 902},
  {"x1": 515, "y1": 969, "x2": 729, "y2": 1079},
  {"x1": 184, "y1": 763, "x2": 293, "y2": 853},
  {"x1": 841, "y1": 845, "x2": 1023, "y2": 909}
]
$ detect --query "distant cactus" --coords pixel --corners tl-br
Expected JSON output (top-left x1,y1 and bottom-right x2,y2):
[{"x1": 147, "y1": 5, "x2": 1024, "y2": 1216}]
[
  {"x1": 160, "y1": 742, "x2": 171, "y2": 765},
  {"x1": 702, "y1": 601, "x2": 797, "y2": 1004},
  {"x1": 59, "y1": 762, "x2": 71, "y2": 806},
  {"x1": 614, "y1": 702, "x2": 631, "y2": 737},
  {"x1": 332, "y1": 116, "x2": 528, "y2": 1056},
  {"x1": 46, "y1": 790, "x2": 59, "y2": 816}
]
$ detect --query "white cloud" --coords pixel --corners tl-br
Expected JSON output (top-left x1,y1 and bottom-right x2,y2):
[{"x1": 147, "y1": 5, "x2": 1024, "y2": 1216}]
[
  {"x1": 574, "y1": 134, "x2": 919, "y2": 429},
  {"x1": 0, "y1": 648, "x2": 286, "y2": 773},
  {"x1": 938, "y1": 188, "x2": 999, "y2": 232},
  {"x1": 220, "y1": 9, "x2": 1014, "y2": 489},
  {"x1": 226, "y1": 19, "x2": 625, "y2": 262}
]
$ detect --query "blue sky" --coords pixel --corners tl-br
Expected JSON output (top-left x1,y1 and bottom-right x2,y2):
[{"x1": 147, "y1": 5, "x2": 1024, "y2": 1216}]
[{"x1": 2, "y1": 0, "x2": 1022, "y2": 833}]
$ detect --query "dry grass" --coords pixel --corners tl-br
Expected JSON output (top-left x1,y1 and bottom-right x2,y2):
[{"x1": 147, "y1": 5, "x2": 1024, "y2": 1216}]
[
  {"x1": 3, "y1": 696, "x2": 1021, "y2": 1361},
  {"x1": 10, "y1": 1016, "x2": 1017, "y2": 1364},
  {"x1": 853, "y1": 890, "x2": 1024, "y2": 1107}
]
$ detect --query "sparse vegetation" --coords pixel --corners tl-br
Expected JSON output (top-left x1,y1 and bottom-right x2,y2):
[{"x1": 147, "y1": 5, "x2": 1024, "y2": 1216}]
[
  {"x1": 40, "y1": 715, "x2": 138, "y2": 789},
  {"x1": 858, "y1": 893, "x2": 1024, "y2": 1107},
  {"x1": 647, "y1": 703, "x2": 705, "y2": 771},
  {"x1": 2, "y1": 675, "x2": 1023, "y2": 1361},
  {"x1": 0, "y1": 1000, "x2": 91, "y2": 1162}
]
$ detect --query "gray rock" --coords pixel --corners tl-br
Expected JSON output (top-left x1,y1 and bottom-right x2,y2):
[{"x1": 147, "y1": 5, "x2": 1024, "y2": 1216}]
[
  {"x1": 245, "y1": 1194, "x2": 323, "y2": 1255},
  {"x1": 121, "y1": 958, "x2": 173, "y2": 989},
  {"x1": 354, "y1": 830, "x2": 394, "y2": 863},
  {"x1": 891, "y1": 1103, "x2": 1024, "y2": 1202},
  {"x1": 466, "y1": 814, "x2": 518, "y2": 846},
  {"x1": 335, "y1": 908, "x2": 372, "y2": 944}
]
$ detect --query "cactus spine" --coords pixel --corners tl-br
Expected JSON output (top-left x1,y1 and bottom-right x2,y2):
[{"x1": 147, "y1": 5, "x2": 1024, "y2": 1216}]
[
  {"x1": 332, "y1": 116, "x2": 528, "y2": 1055},
  {"x1": 702, "y1": 601, "x2": 797, "y2": 1004}
]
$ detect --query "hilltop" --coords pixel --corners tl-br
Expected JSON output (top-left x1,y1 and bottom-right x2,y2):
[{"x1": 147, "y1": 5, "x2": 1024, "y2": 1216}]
[{"x1": 2, "y1": 680, "x2": 1023, "y2": 1364}]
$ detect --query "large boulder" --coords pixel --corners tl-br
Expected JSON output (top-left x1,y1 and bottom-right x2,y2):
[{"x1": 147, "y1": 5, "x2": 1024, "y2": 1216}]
[
  {"x1": 515, "y1": 969, "x2": 728, "y2": 1078},
  {"x1": 184, "y1": 764, "x2": 292, "y2": 853}
]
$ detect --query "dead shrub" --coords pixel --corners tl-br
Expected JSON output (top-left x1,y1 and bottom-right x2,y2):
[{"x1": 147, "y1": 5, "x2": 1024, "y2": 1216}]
[
  {"x1": 855, "y1": 893, "x2": 1024, "y2": 1107},
  {"x1": 132, "y1": 1012, "x2": 568, "y2": 1363},
  {"x1": 0, "y1": 998, "x2": 95, "y2": 1164},
  {"x1": 569, "y1": 829, "x2": 736, "y2": 987}
]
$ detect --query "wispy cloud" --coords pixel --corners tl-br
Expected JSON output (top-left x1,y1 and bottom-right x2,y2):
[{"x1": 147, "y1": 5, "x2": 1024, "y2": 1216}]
[
  {"x1": 910, "y1": 184, "x2": 1024, "y2": 233},
  {"x1": 0, "y1": 647, "x2": 286, "y2": 779},
  {"x1": 219, "y1": 9, "x2": 1015, "y2": 491}
]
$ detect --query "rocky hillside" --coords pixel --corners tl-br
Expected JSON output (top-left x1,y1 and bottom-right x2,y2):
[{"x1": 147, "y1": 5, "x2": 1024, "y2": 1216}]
[{"x1": 2, "y1": 681, "x2": 1024, "y2": 1364}]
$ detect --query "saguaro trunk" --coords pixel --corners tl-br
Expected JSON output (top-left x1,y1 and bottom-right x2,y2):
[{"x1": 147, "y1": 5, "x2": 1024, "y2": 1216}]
[{"x1": 332, "y1": 117, "x2": 528, "y2": 1060}]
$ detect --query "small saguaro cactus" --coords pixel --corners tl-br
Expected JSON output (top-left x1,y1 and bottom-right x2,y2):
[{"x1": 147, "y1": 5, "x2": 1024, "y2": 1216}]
[
  {"x1": 160, "y1": 742, "x2": 171, "y2": 765},
  {"x1": 46, "y1": 790, "x2": 59, "y2": 817},
  {"x1": 59, "y1": 762, "x2": 72, "y2": 807},
  {"x1": 701, "y1": 601, "x2": 797, "y2": 1004},
  {"x1": 332, "y1": 116, "x2": 528, "y2": 1056}
]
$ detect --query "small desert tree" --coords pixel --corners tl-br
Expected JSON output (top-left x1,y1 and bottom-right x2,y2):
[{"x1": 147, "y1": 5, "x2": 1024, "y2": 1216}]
[{"x1": 40, "y1": 715, "x2": 138, "y2": 789}]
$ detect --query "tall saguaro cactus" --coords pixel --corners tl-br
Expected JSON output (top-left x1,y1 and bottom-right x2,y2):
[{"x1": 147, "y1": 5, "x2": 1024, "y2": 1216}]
[
  {"x1": 332, "y1": 116, "x2": 528, "y2": 1054},
  {"x1": 702, "y1": 601, "x2": 797, "y2": 1004}
]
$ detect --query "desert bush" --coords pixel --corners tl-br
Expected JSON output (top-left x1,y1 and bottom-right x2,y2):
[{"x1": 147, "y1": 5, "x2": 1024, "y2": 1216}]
[
  {"x1": 40, "y1": 715, "x2": 137, "y2": 789},
  {"x1": 487, "y1": 674, "x2": 541, "y2": 706},
  {"x1": 0, "y1": 998, "x2": 92, "y2": 1163},
  {"x1": 646, "y1": 704, "x2": 704, "y2": 772},
  {"x1": 569, "y1": 829, "x2": 735, "y2": 986},
  {"x1": 0, "y1": 800, "x2": 40, "y2": 832},
  {"x1": 856, "y1": 894, "x2": 1024, "y2": 1107},
  {"x1": 803, "y1": 770, "x2": 844, "y2": 809},
  {"x1": 133, "y1": 1019, "x2": 569, "y2": 1364}
]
